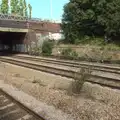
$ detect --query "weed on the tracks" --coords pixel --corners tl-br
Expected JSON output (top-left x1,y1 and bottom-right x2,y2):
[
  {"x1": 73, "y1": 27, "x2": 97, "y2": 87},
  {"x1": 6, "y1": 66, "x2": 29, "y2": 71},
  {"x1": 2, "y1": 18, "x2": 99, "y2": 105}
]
[{"x1": 69, "y1": 67, "x2": 92, "y2": 94}]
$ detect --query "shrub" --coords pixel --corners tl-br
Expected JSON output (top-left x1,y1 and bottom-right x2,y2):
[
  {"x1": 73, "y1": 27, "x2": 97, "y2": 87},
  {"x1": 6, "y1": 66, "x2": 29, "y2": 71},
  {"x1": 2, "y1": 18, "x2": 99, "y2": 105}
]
[
  {"x1": 30, "y1": 47, "x2": 41, "y2": 56},
  {"x1": 71, "y1": 67, "x2": 92, "y2": 94},
  {"x1": 61, "y1": 47, "x2": 72, "y2": 56},
  {"x1": 61, "y1": 47, "x2": 78, "y2": 60},
  {"x1": 42, "y1": 40, "x2": 54, "y2": 56}
]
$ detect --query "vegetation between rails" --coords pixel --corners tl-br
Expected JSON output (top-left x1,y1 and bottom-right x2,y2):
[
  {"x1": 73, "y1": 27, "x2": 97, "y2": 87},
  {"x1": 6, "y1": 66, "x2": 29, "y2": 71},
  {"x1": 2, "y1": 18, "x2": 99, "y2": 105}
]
[{"x1": 71, "y1": 67, "x2": 92, "y2": 94}]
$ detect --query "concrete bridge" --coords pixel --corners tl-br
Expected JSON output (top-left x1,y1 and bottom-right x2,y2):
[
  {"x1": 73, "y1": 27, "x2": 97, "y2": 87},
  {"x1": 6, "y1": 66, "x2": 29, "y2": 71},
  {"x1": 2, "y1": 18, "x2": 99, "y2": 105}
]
[{"x1": 0, "y1": 14, "x2": 61, "y2": 54}]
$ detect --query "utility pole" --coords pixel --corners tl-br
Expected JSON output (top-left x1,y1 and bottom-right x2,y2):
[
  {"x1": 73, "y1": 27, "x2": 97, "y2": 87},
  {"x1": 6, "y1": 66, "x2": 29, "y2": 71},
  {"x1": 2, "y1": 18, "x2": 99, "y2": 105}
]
[{"x1": 50, "y1": 0, "x2": 53, "y2": 20}]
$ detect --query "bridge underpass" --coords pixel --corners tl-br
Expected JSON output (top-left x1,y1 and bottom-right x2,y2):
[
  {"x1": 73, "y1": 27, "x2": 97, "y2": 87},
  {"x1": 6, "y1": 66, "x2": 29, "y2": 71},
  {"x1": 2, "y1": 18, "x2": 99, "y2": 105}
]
[
  {"x1": 0, "y1": 13, "x2": 50, "y2": 55},
  {"x1": 0, "y1": 27, "x2": 28, "y2": 55}
]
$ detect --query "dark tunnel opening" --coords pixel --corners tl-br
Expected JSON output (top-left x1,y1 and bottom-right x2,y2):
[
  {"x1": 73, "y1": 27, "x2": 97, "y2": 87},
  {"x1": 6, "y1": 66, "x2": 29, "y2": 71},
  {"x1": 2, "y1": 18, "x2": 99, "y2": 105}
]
[{"x1": 0, "y1": 31, "x2": 27, "y2": 56}]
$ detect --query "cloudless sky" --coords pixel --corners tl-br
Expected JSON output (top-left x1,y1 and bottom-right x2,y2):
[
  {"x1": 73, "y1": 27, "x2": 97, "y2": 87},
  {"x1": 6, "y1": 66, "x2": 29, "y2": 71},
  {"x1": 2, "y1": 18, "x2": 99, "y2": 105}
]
[{"x1": 27, "y1": 0, "x2": 69, "y2": 20}]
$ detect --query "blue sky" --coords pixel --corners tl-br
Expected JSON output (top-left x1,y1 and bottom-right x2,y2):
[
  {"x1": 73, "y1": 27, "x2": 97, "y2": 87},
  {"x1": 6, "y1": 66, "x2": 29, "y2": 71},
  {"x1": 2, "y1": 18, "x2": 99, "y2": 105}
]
[{"x1": 27, "y1": 0, "x2": 69, "y2": 20}]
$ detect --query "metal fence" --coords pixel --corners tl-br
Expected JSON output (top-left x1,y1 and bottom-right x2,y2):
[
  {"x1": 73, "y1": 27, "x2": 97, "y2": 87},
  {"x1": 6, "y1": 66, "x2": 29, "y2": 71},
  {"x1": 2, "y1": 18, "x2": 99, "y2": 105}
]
[{"x1": 0, "y1": 13, "x2": 43, "y2": 22}]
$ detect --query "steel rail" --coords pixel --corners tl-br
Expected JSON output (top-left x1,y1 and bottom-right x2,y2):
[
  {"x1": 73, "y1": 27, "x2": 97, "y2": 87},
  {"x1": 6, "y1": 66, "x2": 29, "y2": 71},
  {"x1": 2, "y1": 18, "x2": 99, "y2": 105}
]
[
  {"x1": 13, "y1": 55, "x2": 120, "y2": 74},
  {"x1": 0, "y1": 57, "x2": 120, "y2": 89},
  {"x1": 0, "y1": 88, "x2": 47, "y2": 120}
]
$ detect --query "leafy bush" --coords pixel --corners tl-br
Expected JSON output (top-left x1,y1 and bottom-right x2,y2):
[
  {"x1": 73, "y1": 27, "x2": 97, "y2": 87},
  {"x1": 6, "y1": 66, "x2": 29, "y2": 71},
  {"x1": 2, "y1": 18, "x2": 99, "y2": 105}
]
[
  {"x1": 42, "y1": 40, "x2": 54, "y2": 56},
  {"x1": 28, "y1": 46, "x2": 41, "y2": 56},
  {"x1": 31, "y1": 47, "x2": 41, "y2": 56},
  {"x1": 61, "y1": 48, "x2": 72, "y2": 56},
  {"x1": 61, "y1": 47, "x2": 78, "y2": 60}
]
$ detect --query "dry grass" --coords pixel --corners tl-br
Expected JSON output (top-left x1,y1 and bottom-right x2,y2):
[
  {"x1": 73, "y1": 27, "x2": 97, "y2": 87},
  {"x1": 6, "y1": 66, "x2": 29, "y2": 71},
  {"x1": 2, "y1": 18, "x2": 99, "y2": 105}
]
[
  {"x1": 53, "y1": 44, "x2": 120, "y2": 61},
  {"x1": 69, "y1": 67, "x2": 92, "y2": 94}
]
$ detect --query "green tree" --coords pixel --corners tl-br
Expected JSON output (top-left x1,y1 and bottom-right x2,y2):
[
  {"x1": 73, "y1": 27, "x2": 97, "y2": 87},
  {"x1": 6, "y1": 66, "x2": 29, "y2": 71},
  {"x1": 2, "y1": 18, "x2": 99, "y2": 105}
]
[
  {"x1": 23, "y1": 0, "x2": 27, "y2": 17},
  {"x1": 62, "y1": 0, "x2": 120, "y2": 43},
  {"x1": 10, "y1": 0, "x2": 19, "y2": 14},
  {"x1": 19, "y1": 0, "x2": 24, "y2": 16},
  {"x1": 28, "y1": 3, "x2": 32, "y2": 18},
  {"x1": 0, "y1": 0, "x2": 9, "y2": 14}
]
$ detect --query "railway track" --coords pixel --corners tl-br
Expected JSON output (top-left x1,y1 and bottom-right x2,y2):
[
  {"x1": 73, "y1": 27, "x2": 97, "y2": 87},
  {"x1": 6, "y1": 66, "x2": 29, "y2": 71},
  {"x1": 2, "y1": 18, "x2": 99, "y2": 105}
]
[
  {"x1": 0, "y1": 88, "x2": 46, "y2": 120},
  {"x1": 13, "y1": 55, "x2": 120, "y2": 75},
  {"x1": 0, "y1": 56, "x2": 120, "y2": 89}
]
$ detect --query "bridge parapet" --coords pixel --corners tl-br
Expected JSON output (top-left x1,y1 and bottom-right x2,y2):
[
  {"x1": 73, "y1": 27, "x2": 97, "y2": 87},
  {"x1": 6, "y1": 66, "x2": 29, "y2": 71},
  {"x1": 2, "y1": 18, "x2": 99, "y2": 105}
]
[
  {"x1": 0, "y1": 14, "x2": 61, "y2": 33},
  {"x1": 0, "y1": 13, "x2": 45, "y2": 30},
  {"x1": 0, "y1": 13, "x2": 43, "y2": 22},
  {"x1": 0, "y1": 20, "x2": 27, "y2": 29}
]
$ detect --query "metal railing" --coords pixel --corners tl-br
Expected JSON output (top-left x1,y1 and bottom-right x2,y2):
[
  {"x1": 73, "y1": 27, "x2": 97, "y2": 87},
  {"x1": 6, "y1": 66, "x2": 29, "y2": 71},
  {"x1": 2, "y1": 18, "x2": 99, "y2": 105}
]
[{"x1": 0, "y1": 13, "x2": 43, "y2": 22}]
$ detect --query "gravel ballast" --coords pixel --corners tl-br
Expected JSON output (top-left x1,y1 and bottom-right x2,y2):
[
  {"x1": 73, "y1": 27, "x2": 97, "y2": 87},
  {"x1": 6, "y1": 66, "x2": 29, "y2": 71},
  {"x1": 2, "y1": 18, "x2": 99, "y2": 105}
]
[
  {"x1": 0, "y1": 80, "x2": 74, "y2": 120},
  {"x1": 0, "y1": 62, "x2": 120, "y2": 120}
]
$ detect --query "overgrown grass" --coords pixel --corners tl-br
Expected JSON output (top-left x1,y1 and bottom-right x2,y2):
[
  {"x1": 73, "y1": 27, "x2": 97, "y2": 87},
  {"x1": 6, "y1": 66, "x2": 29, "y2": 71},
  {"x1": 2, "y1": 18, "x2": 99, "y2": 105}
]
[
  {"x1": 61, "y1": 47, "x2": 78, "y2": 60},
  {"x1": 75, "y1": 37, "x2": 120, "y2": 51},
  {"x1": 29, "y1": 37, "x2": 120, "y2": 63},
  {"x1": 83, "y1": 48, "x2": 113, "y2": 62},
  {"x1": 73, "y1": 36, "x2": 105, "y2": 45},
  {"x1": 55, "y1": 37, "x2": 120, "y2": 63},
  {"x1": 59, "y1": 46, "x2": 114, "y2": 62},
  {"x1": 102, "y1": 44, "x2": 120, "y2": 51},
  {"x1": 29, "y1": 47, "x2": 41, "y2": 56}
]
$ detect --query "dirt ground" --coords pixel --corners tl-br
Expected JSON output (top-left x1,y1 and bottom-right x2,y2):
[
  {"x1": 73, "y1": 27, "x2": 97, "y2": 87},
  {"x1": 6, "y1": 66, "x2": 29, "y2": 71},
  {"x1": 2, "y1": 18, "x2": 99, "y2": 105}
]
[{"x1": 0, "y1": 62, "x2": 120, "y2": 120}]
